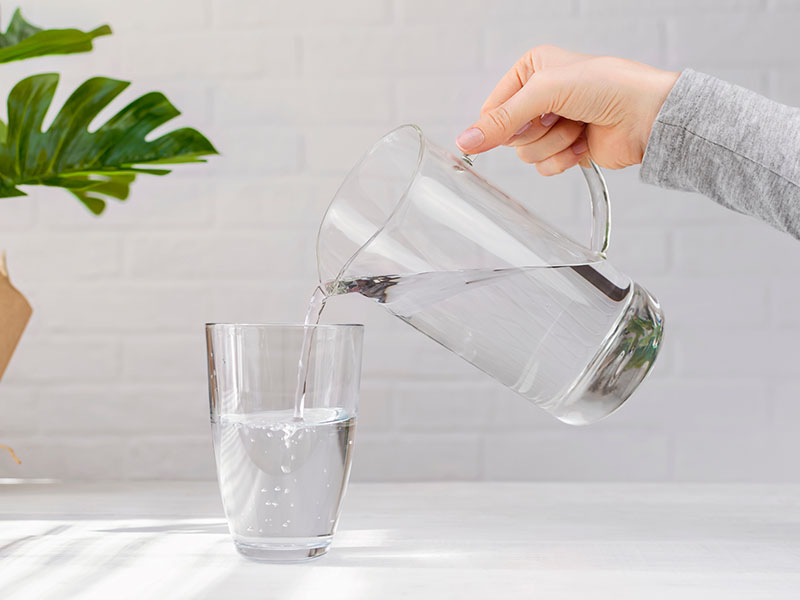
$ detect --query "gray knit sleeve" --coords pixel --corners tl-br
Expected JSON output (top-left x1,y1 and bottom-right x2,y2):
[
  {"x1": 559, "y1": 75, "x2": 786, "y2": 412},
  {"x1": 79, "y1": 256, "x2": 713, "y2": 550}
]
[{"x1": 640, "y1": 69, "x2": 800, "y2": 239}]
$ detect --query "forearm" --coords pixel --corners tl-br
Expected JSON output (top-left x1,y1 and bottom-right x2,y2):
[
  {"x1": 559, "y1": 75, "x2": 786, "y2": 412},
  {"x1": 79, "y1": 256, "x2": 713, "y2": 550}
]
[{"x1": 641, "y1": 69, "x2": 800, "y2": 239}]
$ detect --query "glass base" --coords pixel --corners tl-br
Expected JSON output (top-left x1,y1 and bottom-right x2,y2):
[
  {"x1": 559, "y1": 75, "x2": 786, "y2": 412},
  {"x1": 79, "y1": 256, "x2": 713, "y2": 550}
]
[
  {"x1": 553, "y1": 283, "x2": 664, "y2": 425},
  {"x1": 234, "y1": 539, "x2": 331, "y2": 563}
]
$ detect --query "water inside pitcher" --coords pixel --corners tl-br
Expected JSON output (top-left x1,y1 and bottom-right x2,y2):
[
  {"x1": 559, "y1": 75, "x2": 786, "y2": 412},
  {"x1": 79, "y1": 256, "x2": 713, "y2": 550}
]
[{"x1": 316, "y1": 125, "x2": 663, "y2": 425}]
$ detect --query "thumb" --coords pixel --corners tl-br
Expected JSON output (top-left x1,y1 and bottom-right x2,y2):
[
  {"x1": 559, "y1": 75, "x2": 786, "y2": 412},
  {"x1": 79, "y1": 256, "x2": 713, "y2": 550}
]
[{"x1": 457, "y1": 73, "x2": 562, "y2": 154}]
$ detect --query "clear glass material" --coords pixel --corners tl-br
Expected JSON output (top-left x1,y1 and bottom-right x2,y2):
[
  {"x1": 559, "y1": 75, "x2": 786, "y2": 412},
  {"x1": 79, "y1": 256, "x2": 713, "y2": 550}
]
[
  {"x1": 316, "y1": 124, "x2": 663, "y2": 425},
  {"x1": 205, "y1": 323, "x2": 364, "y2": 562}
]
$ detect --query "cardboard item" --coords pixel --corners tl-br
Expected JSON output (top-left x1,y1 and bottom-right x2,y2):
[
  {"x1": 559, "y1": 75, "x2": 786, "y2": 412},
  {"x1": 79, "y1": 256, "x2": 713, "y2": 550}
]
[{"x1": 0, "y1": 252, "x2": 32, "y2": 381}]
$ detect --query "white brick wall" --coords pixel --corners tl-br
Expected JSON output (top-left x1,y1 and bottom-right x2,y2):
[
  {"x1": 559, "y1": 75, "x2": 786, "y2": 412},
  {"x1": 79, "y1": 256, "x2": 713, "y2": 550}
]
[{"x1": 1, "y1": 0, "x2": 799, "y2": 482}]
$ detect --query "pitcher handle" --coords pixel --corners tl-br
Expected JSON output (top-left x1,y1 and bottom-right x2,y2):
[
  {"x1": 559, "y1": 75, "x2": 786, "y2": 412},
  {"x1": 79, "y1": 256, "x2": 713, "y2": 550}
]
[
  {"x1": 462, "y1": 154, "x2": 611, "y2": 257},
  {"x1": 580, "y1": 159, "x2": 611, "y2": 257}
]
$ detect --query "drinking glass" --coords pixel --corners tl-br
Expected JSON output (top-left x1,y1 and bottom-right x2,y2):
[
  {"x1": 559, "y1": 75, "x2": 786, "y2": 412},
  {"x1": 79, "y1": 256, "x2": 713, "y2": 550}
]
[{"x1": 205, "y1": 323, "x2": 364, "y2": 562}]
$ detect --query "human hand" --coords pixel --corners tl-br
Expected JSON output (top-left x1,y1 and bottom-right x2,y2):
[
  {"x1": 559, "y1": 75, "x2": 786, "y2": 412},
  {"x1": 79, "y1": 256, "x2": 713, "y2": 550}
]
[{"x1": 456, "y1": 45, "x2": 679, "y2": 175}]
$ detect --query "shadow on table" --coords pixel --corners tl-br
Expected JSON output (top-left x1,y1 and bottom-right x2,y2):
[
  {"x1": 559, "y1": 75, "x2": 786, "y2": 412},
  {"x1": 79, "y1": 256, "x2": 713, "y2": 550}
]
[{"x1": 99, "y1": 521, "x2": 229, "y2": 534}]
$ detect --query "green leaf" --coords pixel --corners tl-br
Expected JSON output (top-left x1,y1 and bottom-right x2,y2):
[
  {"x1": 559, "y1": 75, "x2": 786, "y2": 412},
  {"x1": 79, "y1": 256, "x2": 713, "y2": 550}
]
[
  {"x1": 0, "y1": 73, "x2": 218, "y2": 213},
  {"x1": 0, "y1": 8, "x2": 111, "y2": 64},
  {"x1": 62, "y1": 173, "x2": 135, "y2": 215},
  {"x1": 0, "y1": 8, "x2": 41, "y2": 46}
]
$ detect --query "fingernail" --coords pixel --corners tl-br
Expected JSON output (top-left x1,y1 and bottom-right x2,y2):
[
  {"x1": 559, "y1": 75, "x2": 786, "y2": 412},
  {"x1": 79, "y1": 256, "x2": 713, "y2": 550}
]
[
  {"x1": 456, "y1": 128, "x2": 485, "y2": 151},
  {"x1": 540, "y1": 113, "x2": 559, "y2": 127},
  {"x1": 513, "y1": 121, "x2": 532, "y2": 136},
  {"x1": 572, "y1": 139, "x2": 588, "y2": 155}
]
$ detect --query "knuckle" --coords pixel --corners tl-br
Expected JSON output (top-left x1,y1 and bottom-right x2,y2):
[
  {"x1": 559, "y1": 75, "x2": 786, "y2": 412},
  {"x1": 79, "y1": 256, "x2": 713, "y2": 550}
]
[
  {"x1": 516, "y1": 145, "x2": 536, "y2": 164},
  {"x1": 530, "y1": 44, "x2": 560, "y2": 70},
  {"x1": 537, "y1": 155, "x2": 568, "y2": 176},
  {"x1": 531, "y1": 44, "x2": 557, "y2": 60},
  {"x1": 487, "y1": 105, "x2": 513, "y2": 134},
  {"x1": 555, "y1": 124, "x2": 576, "y2": 146},
  {"x1": 516, "y1": 52, "x2": 536, "y2": 82}
]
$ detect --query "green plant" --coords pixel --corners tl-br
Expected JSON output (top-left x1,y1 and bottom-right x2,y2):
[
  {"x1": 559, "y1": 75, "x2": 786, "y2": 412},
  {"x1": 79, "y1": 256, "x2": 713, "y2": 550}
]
[
  {"x1": 0, "y1": 8, "x2": 217, "y2": 215},
  {"x1": 0, "y1": 7, "x2": 110, "y2": 63},
  {"x1": 0, "y1": 8, "x2": 217, "y2": 465}
]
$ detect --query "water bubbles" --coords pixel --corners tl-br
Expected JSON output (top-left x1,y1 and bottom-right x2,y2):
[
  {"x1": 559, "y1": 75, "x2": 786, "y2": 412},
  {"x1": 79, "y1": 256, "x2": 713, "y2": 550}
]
[{"x1": 218, "y1": 410, "x2": 357, "y2": 542}]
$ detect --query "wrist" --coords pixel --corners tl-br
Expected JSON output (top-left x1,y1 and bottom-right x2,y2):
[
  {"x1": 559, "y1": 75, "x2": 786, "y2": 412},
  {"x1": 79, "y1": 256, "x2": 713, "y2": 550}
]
[{"x1": 638, "y1": 69, "x2": 680, "y2": 161}]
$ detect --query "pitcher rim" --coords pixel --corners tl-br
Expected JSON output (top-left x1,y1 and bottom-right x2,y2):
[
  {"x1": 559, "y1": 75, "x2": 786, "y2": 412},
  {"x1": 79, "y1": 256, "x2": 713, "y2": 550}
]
[{"x1": 315, "y1": 123, "x2": 426, "y2": 285}]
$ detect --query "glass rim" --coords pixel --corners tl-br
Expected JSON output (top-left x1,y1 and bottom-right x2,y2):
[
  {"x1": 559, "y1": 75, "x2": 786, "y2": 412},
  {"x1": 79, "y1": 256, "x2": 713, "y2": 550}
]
[
  {"x1": 205, "y1": 323, "x2": 364, "y2": 329},
  {"x1": 315, "y1": 123, "x2": 425, "y2": 284}
]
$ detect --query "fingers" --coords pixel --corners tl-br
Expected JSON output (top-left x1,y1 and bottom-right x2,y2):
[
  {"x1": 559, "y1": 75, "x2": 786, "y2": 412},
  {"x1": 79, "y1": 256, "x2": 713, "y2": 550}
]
[
  {"x1": 516, "y1": 118, "x2": 584, "y2": 164},
  {"x1": 480, "y1": 53, "x2": 536, "y2": 116},
  {"x1": 480, "y1": 45, "x2": 586, "y2": 116},
  {"x1": 457, "y1": 71, "x2": 564, "y2": 154},
  {"x1": 536, "y1": 136, "x2": 589, "y2": 176},
  {"x1": 506, "y1": 113, "x2": 560, "y2": 147}
]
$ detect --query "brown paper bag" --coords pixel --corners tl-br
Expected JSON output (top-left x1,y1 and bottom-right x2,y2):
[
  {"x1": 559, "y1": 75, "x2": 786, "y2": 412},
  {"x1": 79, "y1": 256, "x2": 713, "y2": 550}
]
[{"x1": 0, "y1": 251, "x2": 32, "y2": 382}]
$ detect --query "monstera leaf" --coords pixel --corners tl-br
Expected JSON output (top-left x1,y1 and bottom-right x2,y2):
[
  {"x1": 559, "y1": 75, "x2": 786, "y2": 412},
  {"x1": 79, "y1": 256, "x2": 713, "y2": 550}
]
[
  {"x1": 0, "y1": 8, "x2": 111, "y2": 64},
  {"x1": 0, "y1": 73, "x2": 218, "y2": 214}
]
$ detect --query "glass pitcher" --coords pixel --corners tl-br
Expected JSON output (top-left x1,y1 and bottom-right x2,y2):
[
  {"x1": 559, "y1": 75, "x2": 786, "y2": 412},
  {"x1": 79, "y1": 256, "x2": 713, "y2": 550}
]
[{"x1": 316, "y1": 124, "x2": 663, "y2": 425}]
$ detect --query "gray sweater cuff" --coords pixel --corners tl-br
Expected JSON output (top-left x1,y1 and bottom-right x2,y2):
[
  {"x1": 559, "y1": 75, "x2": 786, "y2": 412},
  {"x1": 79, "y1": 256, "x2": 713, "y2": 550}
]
[
  {"x1": 639, "y1": 69, "x2": 702, "y2": 190},
  {"x1": 640, "y1": 69, "x2": 800, "y2": 238}
]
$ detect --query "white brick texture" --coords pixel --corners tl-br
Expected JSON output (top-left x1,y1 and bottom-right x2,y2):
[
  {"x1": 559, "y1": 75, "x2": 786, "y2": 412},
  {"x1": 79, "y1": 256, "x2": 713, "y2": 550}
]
[{"x1": 1, "y1": 0, "x2": 799, "y2": 483}]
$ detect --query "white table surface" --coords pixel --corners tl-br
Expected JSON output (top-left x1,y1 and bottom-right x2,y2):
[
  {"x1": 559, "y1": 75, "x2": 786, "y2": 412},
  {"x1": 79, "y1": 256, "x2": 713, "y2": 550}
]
[{"x1": 1, "y1": 481, "x2": 799, "y2": 599}]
